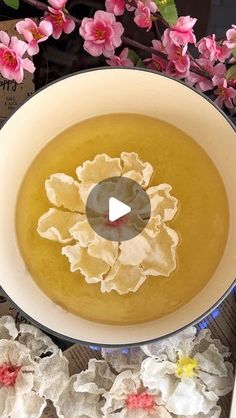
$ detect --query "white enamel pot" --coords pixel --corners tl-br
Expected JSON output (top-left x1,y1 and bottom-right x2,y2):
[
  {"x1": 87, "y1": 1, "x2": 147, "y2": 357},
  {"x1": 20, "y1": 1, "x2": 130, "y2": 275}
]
[{"x1": 0, "y1": 68, "x2": 235, "y2": 347}]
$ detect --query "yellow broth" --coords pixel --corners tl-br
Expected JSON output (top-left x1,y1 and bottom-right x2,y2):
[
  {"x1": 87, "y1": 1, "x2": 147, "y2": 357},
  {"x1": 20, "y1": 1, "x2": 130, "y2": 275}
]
[{"x1": 16, "y1": 114, "x2": 229, "y2": 325}]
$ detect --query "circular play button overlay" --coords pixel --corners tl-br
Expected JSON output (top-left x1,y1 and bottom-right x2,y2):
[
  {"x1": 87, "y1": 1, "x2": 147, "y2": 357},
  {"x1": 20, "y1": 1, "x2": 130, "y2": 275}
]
[{"x1": 86, "y1": 176, "x2": 151, "y2": 241}]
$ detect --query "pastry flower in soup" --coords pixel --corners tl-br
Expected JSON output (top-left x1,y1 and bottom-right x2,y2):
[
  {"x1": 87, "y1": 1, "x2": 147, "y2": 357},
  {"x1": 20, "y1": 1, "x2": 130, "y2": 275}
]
[{"x1": 37, "y1": 152, "x2": 179, "y2": 294}]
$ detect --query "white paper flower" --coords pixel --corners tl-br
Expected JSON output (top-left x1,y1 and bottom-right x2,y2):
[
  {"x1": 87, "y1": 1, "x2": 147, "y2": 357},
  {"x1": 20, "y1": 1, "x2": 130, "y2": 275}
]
[
  {"x1": 38, "y1": 152, "x2": 179, "y2": 294},
  {"x1": 140, "y1": 326, "x2": 234, "y2": 416},
  {"x1": 0, "y1": 339, "x2": 46, "y2": 418},
  {"x1": 0, "y1": 315, "x2": 18, "y2": 340},
  {"x1": 18, "y1": 323, "x2": 59, "y2": 358},
  {"x1": 0, "y1": 318, "x2": 70, "y2": 418},
  {"x1": 102, "y1": 369, "x2": 172, "y2": 418},
  {"x1": 55, "y1": 359, "x2": 116, "y2": 418},
  {"x1": 101, "y1": 347, "x2": 146, "y2": 373}
]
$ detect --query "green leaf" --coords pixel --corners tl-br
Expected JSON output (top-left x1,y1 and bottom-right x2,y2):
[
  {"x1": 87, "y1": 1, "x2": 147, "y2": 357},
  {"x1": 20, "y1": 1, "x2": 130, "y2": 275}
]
[
  {"x1": 226, "y1": 64, "x2": 236, "y2": 80},
  {"x1": 155, "y1": 0, "x2": 178, "y2": 26},
  {"x1": 136, "y1": 59, "x2": 145, "y2": 68},
  {"x1": 232, "y1": 48, "x2": 236, "y2": 58},
  {"x1": 3, "y1": 0, "x2": 19, "y2": 9},
  {"x1": 128, "y1": 50, "x2": 140, "y2": 65}
]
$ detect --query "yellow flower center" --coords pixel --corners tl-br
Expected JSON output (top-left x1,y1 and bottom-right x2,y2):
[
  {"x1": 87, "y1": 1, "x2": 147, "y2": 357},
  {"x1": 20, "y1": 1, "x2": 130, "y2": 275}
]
[
  {"x1": 216, "y1": 86, "x2": 226, "y2": 97},
  {"x1": 31, "y1": 28, "x2": 44, "y2": 40},
  {"x1": 55, "y1": 15, "x2": 64, "y2": 27},
  {"x1": 95, "y1": 28, "x2": 105, "y2": 40},
  {"x1": 176, "y1": 357, "x2": 198, "y2": 378},
  {"x1": 3, "y1": 51, "x2": 17, "y2": 66}
]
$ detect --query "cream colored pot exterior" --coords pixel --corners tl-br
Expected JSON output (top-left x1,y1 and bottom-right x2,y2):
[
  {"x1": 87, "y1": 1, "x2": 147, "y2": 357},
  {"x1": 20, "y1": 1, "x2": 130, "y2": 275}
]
[{"x1": 0, "y1": 68, "x2": 235, "y2": 346}]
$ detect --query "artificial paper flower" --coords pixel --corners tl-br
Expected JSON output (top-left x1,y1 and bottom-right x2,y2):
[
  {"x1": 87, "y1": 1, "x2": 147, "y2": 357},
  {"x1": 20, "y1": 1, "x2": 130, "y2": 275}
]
[
  {"x1": 16, "y1": 18, "x2": 53, "y2": 56},
  {"x1": 224, "y1": 24, "x2": 236, "y2": 49},
  {"x1": 141, "y1": 326, "x2": 234, "y2": 416},
  {"x1": 37, "y1": 152, "x2": 179, "y2": 295},
  {"x1": 55, "y1": 359, "x2": 116, "y2": 418},
  {"x1": 162, "y1": 28, "x2": 191, "y2": 75},
  {"x1": 0, "y1": 30, "x2": 35, "y2": 83},
  {"x1": 106, "y1": 48, "x2": 134, "y2": 67},
  {"x1": 168, "y1": 15, "x2": 197, "y2": 46},
  {"x1": 197, "y1": 34, "x2": 231, "y2": 63},
  {"x1": 102, "y1": 369, "x2": 172, "y2": 418},
  {"x1": 79, "y1": 11, "x2": 124, "y2": 57},
  {"x1": 0, "y1": 317, "x2": 69, "y2": 418},
  {"x1": 44, "y1": 7, "x2": 75, "y2": 39},
  {"x1": 134, "y1": 0, "x2": 157, "y2": 32}
]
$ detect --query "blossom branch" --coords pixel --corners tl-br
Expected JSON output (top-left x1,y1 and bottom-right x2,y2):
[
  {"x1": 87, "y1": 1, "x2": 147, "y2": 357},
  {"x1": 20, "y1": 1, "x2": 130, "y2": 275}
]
[
  {"x1": 1, "y1": 0, "x2": 235, "y2": 110},
  {"x1": 21, "y1": 0, "x2": 212, "y2": 80}
]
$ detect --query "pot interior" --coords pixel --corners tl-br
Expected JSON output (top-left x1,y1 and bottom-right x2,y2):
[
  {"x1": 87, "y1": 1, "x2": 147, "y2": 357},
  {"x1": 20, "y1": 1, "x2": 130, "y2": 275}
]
[{"x1": 0, "y1": 68, "x2": 235, "y2": 346}]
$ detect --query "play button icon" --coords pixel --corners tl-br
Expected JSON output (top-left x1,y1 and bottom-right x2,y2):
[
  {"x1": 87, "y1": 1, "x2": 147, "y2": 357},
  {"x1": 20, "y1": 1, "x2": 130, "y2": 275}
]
[
  {"x1": 109, "y1": 197, "x2": 131, "y2": 222},
  {"x1": 86, "y1": 176, "x2": 151, "y2": 242}
]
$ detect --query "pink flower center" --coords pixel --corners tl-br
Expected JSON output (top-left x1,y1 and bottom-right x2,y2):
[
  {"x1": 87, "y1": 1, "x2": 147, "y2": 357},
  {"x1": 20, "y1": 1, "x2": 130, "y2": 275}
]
[
  {"x1": 176, "y1": 46, "x2": 182, "y2": 57},
  {"x1": 31, "y1": 28, "x2": 45, "y2": 40},
  {"x1": 104, "y1": 214, "x2": 128, "y2": 227},
  {"x1": 2, "y1": 50, "x2": 17, "y2": 68},
  {"x1": 217, "y1": 86, "x2": 226, "y2": 97},
  {"x1": 126, "y1": 392, "x2": 156, "y2": 411},
  {"x1": 153, "y1": 58, "x2": 164, "y2": 71},
  {"x1": 54, "y1": 14, "x2": 64, "y2": 27},
  {"x1": 0, "y1": 363, "x2": 21, "y2": 387}
]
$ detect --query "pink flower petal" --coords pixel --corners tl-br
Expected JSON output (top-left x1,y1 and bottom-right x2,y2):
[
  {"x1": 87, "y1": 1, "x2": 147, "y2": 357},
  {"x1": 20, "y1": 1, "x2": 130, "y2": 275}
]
[
  {"x1": 84, "y1": 40, "x2": 104, "y2": 56},
  {"x1": 27, "y1": 41, "x2": 40, "y2": 56},
  {"x1": 0, "y1": 30, "x2": 10, "y2": 46},
  {"x1": 22, "y1": 57, "x2": 35, "y2": 73},
  {"x1": 63, "y1": 19, "x2": 75, "y2": 34},
  {"x1": 105, "y1": 0, "x2": 125, "y2": 16},
  {"x1": 48, "y1": 0, "x2": 67, "y2": 9},
  {"x1": 39, "y1": 20, "x2": 53, "y2": 36},
  {"x1": 1, "y1": 64, "x2": 23, "y2": 83},
  {"x1": 10, "y1": 37, "x2": 28, "y2": 58},
  {"x1": 95, "y1": 10, "x2": 115, "y2": 26}
]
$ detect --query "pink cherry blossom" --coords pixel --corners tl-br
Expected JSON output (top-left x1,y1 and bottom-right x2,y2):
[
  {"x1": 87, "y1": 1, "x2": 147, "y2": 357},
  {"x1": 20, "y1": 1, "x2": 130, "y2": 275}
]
[
  {"x1": 213, "y1": 76, "x2": 236, "y2": 109},
  {"x1": 145, "y1": 39, "x2": 167, "y2": 72},
  {"x1": 79, "y1": 11, "x2": 124, "y2": 57},
  {"x1": 16, "y1": 18, "x2": 52, "y2": 56},
  {"x1": 188, "y1": 60, "x2": 227, "y2": 92},
  {"x1": 224, "y1": 24, "x2": 236, "y2": 49},
  {"x1": 44, "y1": 7, "x2": 75, "y2": 39},
  {"x1": 162, "y1": 29, "x2": 190, "y2": 74},
  {"x1": 169, "y1": 15, "x2": 197, "y2": 46},
  {"x1": 165, "y1": 60, "x2": 189, "y2": 79},
  {"x1": 105, "y1": 0, "x2": 125, "y2": 16},
  {"x1": 126, "y1": 0, "x2": 136, "y2": 12},
  {"x1": 134, "y1": 0, "x2": 157, "y2": 32},
  {"x1": 164, "y1": 34, "x2": 190, "y2": 74},
  {"x1": 48, "y1": 0, "x2": 67, "y2": 9},
  {"x1": 188, "y1": 59, "x2": 214, "y2": 91},
  {"x1": 198, "y1": 35, "x2": 231, "y2": 63},
  {"x1": 0, "y1": 31, "x2": 35, "y2": 83},
  {"x1": 106, "y1": 48, "x2": 134, "y2": 66}
]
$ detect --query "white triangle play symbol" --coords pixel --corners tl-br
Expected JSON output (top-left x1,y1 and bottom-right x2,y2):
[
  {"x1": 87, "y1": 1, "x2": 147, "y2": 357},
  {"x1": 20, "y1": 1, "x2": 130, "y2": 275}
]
[{"x1": 108, "y1": 197, "x2": 131, "y2": 222}]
